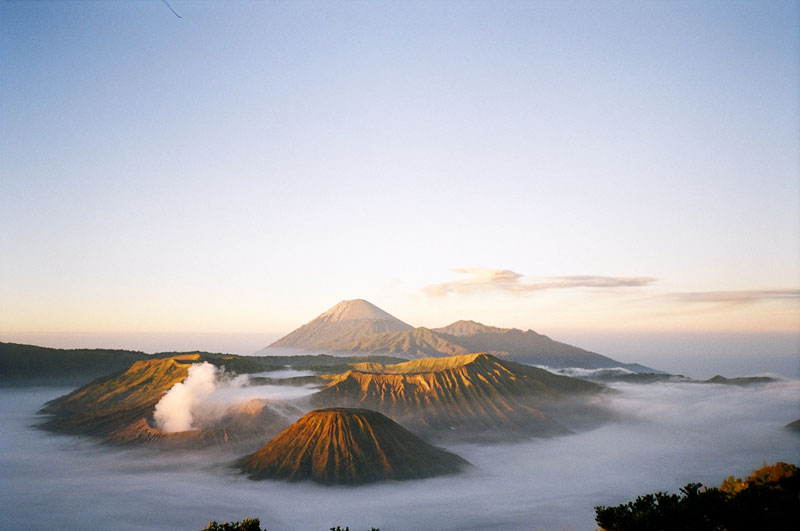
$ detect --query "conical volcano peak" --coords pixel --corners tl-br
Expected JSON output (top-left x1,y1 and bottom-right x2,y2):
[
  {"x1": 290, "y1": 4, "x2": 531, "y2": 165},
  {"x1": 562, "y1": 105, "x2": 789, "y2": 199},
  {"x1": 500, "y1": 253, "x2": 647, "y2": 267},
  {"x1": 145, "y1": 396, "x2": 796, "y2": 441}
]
[
  {"x1": 268, "y1": 299, "x2": 412, "y2": 350},
  {"x1": 236, "y1": 407, "x2": 469, "y2": 484},
  {"x1": 320, "y1": 299, "x2": 402, "y2": 323}
]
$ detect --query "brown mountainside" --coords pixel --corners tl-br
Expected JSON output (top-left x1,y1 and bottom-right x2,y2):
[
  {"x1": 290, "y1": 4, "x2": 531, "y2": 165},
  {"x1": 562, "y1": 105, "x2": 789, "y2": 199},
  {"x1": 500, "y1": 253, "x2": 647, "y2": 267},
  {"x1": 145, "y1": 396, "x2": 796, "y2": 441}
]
[
  {"x1": 265, "y1": 301, "x2": 653, "y2": 372},
  {"x1": 434, "y1": 320, "x2": 647, "y2": 370},
  {"x1": 339, "y1": 327, "x2": 469, "y2": 357},
  {"x1": 38, "y1": 356, "x2": 294, "y2": 448},
  {"x1": 269, "y1": 299, "x2": 412, "y2": 349},
  {"x1": 311, "y1": 353, "x2": 603, "y2": 439},
  {"x1": 39, "y1": 355, "x2": 196, "y2": 436},
  {"x1": 106, "y1": 399, "x2": 293, "y2": 448},
  {"x1": 237, "y1": 408, "x2": 469, "y2": 484}
]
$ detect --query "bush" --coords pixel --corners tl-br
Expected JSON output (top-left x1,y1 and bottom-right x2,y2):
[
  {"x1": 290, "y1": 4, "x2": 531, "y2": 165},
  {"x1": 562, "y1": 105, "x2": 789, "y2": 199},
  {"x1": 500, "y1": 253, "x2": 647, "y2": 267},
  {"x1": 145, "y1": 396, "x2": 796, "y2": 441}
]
[
  {"x1": 201, "y1": 517, "x2": 263, "y2": 531},
  {"x1": 595, "y1": 462, "x2": 799, "y2": 531}
]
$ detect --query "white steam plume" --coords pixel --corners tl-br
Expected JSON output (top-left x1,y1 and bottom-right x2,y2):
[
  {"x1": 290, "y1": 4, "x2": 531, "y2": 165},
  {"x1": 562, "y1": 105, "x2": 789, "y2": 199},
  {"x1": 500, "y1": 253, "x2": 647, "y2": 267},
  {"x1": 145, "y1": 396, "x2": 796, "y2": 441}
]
[
  {"x1": 153, "y1": 362, "x2": 318, "y2": 433},
  {"x1": 154, "y1": 362, "x2": 218, "y2": 432}
]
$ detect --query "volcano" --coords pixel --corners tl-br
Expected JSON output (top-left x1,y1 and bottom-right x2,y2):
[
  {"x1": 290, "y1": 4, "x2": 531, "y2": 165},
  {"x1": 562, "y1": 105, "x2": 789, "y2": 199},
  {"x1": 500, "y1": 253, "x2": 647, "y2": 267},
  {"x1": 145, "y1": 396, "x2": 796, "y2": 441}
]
[
  {"x1": 265, "y1": 300, "x2": 655, "y2": 372},
  {"x1": 311, "y1": 353, "x2": 605, "y2": 439},
  {"x1": 237, "y1": 408, "x2": 469, "y2": 484},
  {"x1": 268, "y1": 299, "x2": 413, "y2": 350}
]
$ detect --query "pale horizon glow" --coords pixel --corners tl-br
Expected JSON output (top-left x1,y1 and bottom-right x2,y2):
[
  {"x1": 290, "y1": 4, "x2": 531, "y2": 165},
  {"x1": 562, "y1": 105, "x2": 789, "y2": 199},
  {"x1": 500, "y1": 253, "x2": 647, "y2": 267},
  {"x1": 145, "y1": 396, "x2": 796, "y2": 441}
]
[{"x1": 1, "y1": 1, "x2": 799, "y2": 369}]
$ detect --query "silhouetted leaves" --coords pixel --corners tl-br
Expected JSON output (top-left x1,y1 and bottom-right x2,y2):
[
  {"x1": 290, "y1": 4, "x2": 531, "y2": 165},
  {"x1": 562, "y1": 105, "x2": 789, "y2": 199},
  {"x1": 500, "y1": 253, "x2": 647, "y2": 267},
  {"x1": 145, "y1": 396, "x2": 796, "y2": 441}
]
[
  {"x1": 595, "y1": 462, "x2": 799, "y2": 531},
  {"x1": 201, "y1": 517, "x2": 263, "y2": 531}
]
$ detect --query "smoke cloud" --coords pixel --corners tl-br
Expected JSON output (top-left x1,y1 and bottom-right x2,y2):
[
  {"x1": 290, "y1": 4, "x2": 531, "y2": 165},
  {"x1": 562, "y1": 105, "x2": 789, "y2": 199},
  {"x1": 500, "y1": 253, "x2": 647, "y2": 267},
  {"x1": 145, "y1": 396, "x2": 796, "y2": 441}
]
[
  {"x1": 153, "y1": 362, "x2": 318, "y2": 433},
  {"x1": 154, "y1": 362, "x2": 219, "y2": 432}
]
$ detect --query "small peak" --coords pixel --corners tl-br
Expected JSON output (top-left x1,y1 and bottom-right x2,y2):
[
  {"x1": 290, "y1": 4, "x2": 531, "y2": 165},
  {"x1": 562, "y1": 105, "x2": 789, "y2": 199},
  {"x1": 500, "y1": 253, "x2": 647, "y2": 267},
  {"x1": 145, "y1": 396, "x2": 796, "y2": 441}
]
[
  {"x1": 435, "y1": 320, "x2": 504, "y2": 336},
  {"x1": 320, "y1": 299, "x2": 399, "y2": 322}
]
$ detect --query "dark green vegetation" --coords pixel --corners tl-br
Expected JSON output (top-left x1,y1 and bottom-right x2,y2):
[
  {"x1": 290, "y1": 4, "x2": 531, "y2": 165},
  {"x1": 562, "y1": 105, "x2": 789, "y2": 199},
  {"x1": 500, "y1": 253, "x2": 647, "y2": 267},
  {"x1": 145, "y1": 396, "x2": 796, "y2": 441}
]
[
  {"x1": 237, "y1": 408, "x2": 470, "y2": 484},
  {"x1": 595, "y1": 462, "x2": 800, "y2": 531},
  {"x1": 198, "y1": 522, "x2": 379, "y2": 531},
  {"x1": 311, "y1": 353, "x2": 606, "y2": 440},
  {"x1": 200, "y1": 518, "x2": 263, "y2": 531},
  {"x1": 0, "y1": 342, "x2": 149, "y2": 386},
  {"x1": 1, "y1": 341, "x2": 402, "y2": 388}
]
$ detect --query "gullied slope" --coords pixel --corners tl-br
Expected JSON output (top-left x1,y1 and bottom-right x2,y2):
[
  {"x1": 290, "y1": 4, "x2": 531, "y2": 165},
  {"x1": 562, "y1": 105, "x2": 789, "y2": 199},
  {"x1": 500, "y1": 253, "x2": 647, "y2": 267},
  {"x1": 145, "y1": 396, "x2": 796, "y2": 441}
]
[
  {"x1": 39, "y1": 355, "x2": 196, "y2": 435},
  {"x1": 266, "y1": 300, "x2": 653, "y2": 371},
  {"x1": 434, "y1": 320, "x2": 649, "y2": 370},
  {"x1": 105, "y1": 399, "x2": 293, "y2": 448},
  {"x1": 39, "y1": 356, "x2": 295, "y2": 448},
  {"x1": 269, "y1": 299, "x2": 412, "y2": 349},
  {"x1": 311, "y1": 353, "x2": 603, "y2": 438},
  {"x1": 339, "y1": 327, "x2": 469, "y2": 358},
  {"x1": 237, "y1": 408, "x2": 469, "y2": 484}
]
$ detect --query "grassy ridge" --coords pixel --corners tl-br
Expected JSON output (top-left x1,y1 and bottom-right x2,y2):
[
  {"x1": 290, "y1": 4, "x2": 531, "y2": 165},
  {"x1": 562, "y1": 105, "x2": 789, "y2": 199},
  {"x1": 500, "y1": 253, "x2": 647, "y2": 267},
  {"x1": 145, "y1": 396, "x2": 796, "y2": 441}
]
[{"x1": 0, "y1": 342, "x2": 149, "y2": 386}]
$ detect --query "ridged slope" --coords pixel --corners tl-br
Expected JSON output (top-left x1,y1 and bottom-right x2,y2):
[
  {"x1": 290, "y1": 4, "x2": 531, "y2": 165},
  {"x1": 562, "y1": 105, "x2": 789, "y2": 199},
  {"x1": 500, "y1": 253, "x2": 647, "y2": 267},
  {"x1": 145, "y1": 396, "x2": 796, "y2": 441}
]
[
  {"x1": 269, "y1": 299, "x2": 412, "y2": 349},
  {"x1": 340, "y1": 327, "x2": 469, "y2": 358},
  {"x1": 311, "y1": 353, "x2": 602, "y2": 437},
  {"x1": 434, "y1": 321, "x2": 639, "y2": 369},
  {"x1": 237, "y1": 408, "x2": 469, "y2": 484},
  {"x1": 40, "y1": 357, "x2": 295, "y2": 447},
  {"x1": 106, "y1": 399, "x2": 292, "y2": 448},
  {"x1": 39, "y1": 355, "x2": 196, "y2": 435}
]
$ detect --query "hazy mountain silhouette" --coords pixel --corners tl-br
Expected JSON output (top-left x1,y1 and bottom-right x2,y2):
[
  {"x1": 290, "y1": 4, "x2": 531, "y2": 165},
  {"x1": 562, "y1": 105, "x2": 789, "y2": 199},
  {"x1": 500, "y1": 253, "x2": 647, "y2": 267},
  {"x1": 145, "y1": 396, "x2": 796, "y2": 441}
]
[
  {"x1": 433, "y1": 320, "x2": 654, "y2": 371},
  {"x1": 269, "y1": 299, "x2": 413, "y2": 350},
  {"x1": 265, "y1": 300, "x2": 653, "y2": 371},
  {"x1": 237, "y1": 407, "x2": 469, "y2": 484}
]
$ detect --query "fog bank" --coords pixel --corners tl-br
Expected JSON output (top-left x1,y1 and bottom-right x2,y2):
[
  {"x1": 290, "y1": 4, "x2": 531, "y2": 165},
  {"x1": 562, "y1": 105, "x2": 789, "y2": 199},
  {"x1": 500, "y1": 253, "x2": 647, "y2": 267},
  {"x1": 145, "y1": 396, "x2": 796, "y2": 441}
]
[{"x1": 2, "y1": 377, "x2": 798, "y2": 530}]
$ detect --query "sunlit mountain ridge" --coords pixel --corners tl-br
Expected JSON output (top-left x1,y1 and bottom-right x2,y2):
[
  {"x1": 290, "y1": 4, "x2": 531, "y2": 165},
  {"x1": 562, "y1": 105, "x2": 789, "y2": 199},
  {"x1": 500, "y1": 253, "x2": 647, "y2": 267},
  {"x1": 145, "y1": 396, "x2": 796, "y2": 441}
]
[{"x1": 237, "y1": 407, "x2": 470, "y2": 484}]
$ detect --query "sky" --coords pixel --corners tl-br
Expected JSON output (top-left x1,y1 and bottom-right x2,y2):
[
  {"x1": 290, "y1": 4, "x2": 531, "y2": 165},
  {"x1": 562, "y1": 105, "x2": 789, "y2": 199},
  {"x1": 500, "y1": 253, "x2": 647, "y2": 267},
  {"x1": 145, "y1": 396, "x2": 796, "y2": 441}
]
[{"x1": 1, "y1": 1, "x2": 799, "y2": 366}]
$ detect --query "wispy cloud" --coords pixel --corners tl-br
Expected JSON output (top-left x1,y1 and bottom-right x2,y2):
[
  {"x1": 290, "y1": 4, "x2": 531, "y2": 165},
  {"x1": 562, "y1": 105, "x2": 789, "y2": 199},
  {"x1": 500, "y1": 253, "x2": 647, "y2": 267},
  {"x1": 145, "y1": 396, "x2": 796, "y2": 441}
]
[
  {"x1": 666, "y1": 289, "x2": 800, "y2": 306},
  {"x1": 424, "y1": 268, "x2": 656, "y2": 297}
]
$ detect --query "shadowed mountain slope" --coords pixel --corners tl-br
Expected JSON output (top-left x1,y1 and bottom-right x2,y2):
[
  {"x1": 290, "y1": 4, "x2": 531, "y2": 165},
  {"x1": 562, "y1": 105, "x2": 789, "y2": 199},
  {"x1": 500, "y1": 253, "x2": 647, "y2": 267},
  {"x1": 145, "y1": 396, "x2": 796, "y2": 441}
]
[
  {"x1": 265, "y1": 301, "x2": 654, "y2": 372},
  {"x1": 0, "y1": 342, "x2": 150, "y2": 386},
  {"x1": 311, "y1": 353, "x2": 604, "y2": 439},
  {"x1": 434, "y1": 320, "x2": 653, "y2": 371},
  {"x1": 339, "y1": 327, "x2": 470, "y2": 358},
  {"x1": 237, "y1": 408, "x2": 469, "y2": 484},
  {"x1": 269, "y1": 299, "x2": 413, "y2": 350}
]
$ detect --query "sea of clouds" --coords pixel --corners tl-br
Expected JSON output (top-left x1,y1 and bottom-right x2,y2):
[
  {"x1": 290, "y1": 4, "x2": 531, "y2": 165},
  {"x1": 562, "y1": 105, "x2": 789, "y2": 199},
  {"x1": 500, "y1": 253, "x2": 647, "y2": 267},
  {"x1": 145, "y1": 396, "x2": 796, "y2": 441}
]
[{"x1": 1, "y1": 373, "x2": 798, "y2": 530}]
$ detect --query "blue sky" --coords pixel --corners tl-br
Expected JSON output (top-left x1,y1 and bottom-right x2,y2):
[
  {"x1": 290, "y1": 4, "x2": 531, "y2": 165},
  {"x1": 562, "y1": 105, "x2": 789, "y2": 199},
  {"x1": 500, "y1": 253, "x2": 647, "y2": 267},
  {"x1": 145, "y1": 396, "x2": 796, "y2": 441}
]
[{"x1": 1, "y1": 1, "x2": 798, "y2": 360}]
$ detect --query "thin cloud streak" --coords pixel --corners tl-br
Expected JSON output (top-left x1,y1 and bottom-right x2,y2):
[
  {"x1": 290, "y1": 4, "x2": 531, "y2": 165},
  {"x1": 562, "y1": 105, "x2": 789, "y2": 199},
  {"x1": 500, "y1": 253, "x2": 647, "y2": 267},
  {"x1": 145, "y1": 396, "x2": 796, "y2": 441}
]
[
  {"x1": 425, "y1": 268, "x2": 656, "y2": 297},
  {"x1": 666, "y1": 289, "x2": 800, "y2": 305}
]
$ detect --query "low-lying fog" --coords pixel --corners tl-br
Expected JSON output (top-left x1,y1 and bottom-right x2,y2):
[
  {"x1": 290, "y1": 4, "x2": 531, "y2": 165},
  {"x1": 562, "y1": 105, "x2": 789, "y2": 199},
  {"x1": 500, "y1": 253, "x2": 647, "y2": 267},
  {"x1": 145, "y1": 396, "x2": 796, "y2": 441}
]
[{"x1": 2, "y1": 377, "x2": 798, "y2": 530}]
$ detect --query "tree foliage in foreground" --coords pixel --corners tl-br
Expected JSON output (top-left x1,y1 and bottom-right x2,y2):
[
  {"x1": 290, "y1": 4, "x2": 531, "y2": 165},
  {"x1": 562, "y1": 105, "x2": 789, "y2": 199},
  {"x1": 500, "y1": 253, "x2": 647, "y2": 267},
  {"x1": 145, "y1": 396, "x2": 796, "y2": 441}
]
[
  {"x1": 199, "y1": 521, "x2": 379, "y2": 531},
  {"x1": 201, "y1": 518, "x2": 263, "y2": 531},
  {"x1": 595, "y1": 462, "x2": 799, "y2": 531}
]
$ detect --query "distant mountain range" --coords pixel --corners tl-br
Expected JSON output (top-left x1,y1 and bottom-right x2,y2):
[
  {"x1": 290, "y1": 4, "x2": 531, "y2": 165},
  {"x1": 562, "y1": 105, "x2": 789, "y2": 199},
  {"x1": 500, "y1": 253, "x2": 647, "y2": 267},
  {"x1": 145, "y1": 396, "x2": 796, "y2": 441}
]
[
  {"x1": 266, "y1": 299, "x2": 653, "y2": 372},
  {"x1": 237, "y1": 408, "x2": 469, "y2": 484}
]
